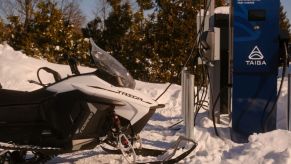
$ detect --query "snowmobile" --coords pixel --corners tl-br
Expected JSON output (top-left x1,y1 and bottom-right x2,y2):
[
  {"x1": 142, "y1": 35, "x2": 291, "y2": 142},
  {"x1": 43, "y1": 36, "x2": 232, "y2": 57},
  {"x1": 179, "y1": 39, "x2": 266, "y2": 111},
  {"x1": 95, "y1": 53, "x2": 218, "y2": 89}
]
[{"x1": 0, "y1": 40, "x2": 197, "y2": 163}]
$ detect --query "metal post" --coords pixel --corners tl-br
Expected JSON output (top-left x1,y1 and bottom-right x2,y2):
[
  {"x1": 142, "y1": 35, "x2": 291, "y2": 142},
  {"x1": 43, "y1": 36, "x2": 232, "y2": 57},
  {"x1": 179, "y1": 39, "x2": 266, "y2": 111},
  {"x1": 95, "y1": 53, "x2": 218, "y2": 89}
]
[
  {"x1": 182, "y1": 68, "x2": 195, "y2": 139},
  {"x1": 288, "y1": 74, "x2": 291, "y2": 130},
  {"x1": 209, "y1": 0, "x2": 215, "y2": 61},
  {"x1": 207, "y1": 0, "x2": 221, "y2": 123},
  {"x1": 209, "y1": 0, "x2": 215, "y2": 31},
  {"x1": 181, "y1": 67, "x2": 187, "y2": 122},
  {"x1": 228, "y1": 0, "x2": 234, "y2": 121}
]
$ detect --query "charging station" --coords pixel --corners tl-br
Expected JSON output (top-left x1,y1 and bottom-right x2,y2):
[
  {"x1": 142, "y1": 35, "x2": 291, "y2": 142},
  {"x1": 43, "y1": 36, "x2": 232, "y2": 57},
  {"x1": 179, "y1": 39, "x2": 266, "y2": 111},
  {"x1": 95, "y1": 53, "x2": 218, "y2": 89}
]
[
  {"x1": 194, "y1": 0, "x2": 285, "y2": 143},
  {"x1": 231, "y1": 0, "x2": 280, "y2": 142}
]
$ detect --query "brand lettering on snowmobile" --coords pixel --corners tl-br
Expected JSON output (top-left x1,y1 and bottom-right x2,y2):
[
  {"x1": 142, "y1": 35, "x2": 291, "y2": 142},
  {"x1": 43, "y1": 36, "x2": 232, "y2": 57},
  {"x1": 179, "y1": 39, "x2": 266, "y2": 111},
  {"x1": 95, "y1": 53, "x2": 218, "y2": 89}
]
[
  {"x1": 119, "y1": 91, "x2": 143, "y2": 101},
  {"x1": 89, "y1": 86, "x2": 152, "y2": 104}
]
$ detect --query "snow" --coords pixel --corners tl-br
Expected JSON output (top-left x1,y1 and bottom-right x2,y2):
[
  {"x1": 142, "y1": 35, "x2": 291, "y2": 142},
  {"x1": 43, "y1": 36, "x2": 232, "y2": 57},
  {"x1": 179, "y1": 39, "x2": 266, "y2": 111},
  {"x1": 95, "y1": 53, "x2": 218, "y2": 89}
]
[
  {"x1": 215, "y1": 6, "x2": 230, "y2": 14},
  {"x1": 197, "y1": 6, "x2": 229, "y2": 17},
  {"x1": 1, "y1": 43, "x2": 291, "y2": 163}
]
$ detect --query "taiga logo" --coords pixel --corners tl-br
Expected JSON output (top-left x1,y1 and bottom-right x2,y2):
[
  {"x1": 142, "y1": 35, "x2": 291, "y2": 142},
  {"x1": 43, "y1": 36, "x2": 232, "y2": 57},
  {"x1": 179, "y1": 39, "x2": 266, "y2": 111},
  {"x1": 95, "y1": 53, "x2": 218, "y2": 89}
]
[{"x1": 245, "y1": 46, "x2": 267, "y2": 66}]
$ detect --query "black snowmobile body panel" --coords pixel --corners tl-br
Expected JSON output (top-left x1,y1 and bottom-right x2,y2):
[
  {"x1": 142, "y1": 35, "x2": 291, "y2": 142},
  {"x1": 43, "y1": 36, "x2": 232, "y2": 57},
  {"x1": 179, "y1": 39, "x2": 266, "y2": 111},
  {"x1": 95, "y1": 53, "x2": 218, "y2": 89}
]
[
  {"x1": 0, "y1": 88, "x2": 54, "y2": 106},
  {"x1": 0, "y1": 88, "x2": 116, "y2": 150}
]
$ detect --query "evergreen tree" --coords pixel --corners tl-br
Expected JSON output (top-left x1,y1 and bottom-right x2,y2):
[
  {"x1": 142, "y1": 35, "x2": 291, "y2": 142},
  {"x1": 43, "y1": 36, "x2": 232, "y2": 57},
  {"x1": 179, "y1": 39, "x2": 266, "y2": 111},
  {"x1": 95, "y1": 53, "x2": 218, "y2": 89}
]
[
  {"x1": 2, "y1": 0, "x2": 90, "y2": 65},
  {"x1": 216, "y1": 0, "x2": 228, "y2": 6},
  {"x1": 143, "y1": 0, "x2": 201, "y2": 82},
  {"x1": 0, "y1": 19, "x2": 9, "y2": 43},
  {"x1": 102, "y1": 1, "x2": 133, "y2": 61},
  {"x1": 137, "y1": 0, "x2": 154, "y2": 10},
  {"x1": 86, "y1": 0, "x2": 136, "y2": 73},
  {"x1": 6, "y1": 16, "x2": 26, "y2": 51},
  {"x1": 84, "y1": 0, "x2": 155, "y2": 81},
  {"x1": 124, "y1": 0, "x2": 154, "y2": 80},
  {"x1": 280, "y1": 4, "x2": 291, "y2": 34},
  {"x1": 86, "y1": 0, "x2": 202, "y2": 82}
]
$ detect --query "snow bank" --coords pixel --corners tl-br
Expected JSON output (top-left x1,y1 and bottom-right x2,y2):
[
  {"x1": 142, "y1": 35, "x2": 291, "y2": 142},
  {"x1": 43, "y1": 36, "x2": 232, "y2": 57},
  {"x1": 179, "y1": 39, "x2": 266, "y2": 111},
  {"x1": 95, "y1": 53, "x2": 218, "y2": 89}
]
[
  {"x1": 215, "y1": 6, "x2": 230, "y2": 14},
  {"x1": 222, "y1": 130, "x2": 291, "y2": 164},
  {"x1": 1, "y1": 44, "x2": 291, "y2": 164},
  {"x1": 0, "y1": 44, "x2": 94, "y2": 91}
]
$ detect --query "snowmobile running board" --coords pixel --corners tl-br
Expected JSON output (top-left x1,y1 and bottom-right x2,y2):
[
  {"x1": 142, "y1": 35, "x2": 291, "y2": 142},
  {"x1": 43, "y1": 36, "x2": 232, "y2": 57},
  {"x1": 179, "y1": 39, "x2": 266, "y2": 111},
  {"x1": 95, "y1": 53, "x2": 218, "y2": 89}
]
[
  {"x1": 0, "y1": 139, "x2": 127, "y2": 163},
  {"x1": 101, "y1": 136, "x2": 197, "y2": 164},
  {"x1": 0, "y1": 136, "x2": 197, "y2": 164}
]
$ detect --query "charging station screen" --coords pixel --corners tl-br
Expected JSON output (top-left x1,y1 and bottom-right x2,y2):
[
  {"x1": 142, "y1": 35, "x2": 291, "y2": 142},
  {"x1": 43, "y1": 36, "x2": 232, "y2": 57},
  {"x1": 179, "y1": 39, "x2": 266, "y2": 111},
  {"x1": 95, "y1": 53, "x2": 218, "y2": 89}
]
[{"x1": 248, "y1": 10, "x2": 266, "y2": 21}]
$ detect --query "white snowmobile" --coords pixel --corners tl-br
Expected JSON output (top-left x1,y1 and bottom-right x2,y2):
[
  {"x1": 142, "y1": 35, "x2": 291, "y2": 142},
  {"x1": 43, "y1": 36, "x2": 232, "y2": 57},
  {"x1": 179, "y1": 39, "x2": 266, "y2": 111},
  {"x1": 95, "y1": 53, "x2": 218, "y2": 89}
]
[{"x1": 0, "y1": 40, "x2": 196, "y2": 163}]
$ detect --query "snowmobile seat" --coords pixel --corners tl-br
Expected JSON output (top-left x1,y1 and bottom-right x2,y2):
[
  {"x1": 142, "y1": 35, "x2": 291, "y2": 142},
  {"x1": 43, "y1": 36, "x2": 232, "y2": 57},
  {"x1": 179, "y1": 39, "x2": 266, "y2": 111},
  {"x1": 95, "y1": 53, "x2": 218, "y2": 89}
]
[
  {"x1": 0, "y1": 89, "x2": 55, "y2": 126},
  {"x1": 0, "y1": 88, "x2": 55, "y2": 106}
]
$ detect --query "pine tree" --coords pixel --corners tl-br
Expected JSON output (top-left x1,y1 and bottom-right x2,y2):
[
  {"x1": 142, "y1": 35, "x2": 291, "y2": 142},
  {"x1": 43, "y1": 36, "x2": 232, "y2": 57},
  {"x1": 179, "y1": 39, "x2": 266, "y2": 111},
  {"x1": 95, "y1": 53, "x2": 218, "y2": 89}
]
[
  {"x1": 124, "y1": 0, "x2": 154, "y2": 80},
  {"x1": 0, "y1": 19, "x2": 10, "y2": 43},
  {"x1": 142, "y1": 0, "x2": 201, "y2": 82},
  {"x1": 216, "y1": 0, "x2": 228, "y2": 6},
  {"x1": 6, "y1": 16, "x2": 26, "y2": 51},
  {"x1": 137, "y1": 0, "x2": 154, "y2": 10},
  {"x1": 86, "y1": 0, "x2": 136, "y2": 74},
  {"x1": 86, "y1": 0, "x2": 203, "y2": 82},
  {"x1": 280, "y1": 4, "x2": 291, "y2": 34},
  {"x1": 2, "y1": 0, "x2": 90, "y2": 65}
]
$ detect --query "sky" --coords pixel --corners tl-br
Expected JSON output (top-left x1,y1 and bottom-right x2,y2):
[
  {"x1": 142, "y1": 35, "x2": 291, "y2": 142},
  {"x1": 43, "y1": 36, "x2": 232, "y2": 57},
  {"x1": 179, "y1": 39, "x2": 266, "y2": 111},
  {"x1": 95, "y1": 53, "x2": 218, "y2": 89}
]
[
  {"x1": 79, "y1": 0, "x2": 98, "y2": 23},
  {"x1": 281, "y1": 0, "x2": 291, "y2": 26},
  {"x1": 80, "y1": 0, "x2": 291, "y2": 28}
]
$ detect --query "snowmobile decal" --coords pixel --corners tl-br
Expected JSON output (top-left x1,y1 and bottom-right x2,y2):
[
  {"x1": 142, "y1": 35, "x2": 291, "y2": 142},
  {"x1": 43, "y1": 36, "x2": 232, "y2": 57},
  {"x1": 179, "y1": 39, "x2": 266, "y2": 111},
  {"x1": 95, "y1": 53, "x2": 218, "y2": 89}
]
[{"x1": 88, "y1": 85, "x2": 153, "y2": 104}]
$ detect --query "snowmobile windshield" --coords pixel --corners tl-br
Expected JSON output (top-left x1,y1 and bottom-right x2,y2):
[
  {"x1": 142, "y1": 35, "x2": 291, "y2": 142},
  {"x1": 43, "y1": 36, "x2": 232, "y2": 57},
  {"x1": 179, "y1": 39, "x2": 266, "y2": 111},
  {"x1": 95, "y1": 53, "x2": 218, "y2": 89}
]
[{"x1": 90, "y1": 39, "x2": 136, "y2": 89}]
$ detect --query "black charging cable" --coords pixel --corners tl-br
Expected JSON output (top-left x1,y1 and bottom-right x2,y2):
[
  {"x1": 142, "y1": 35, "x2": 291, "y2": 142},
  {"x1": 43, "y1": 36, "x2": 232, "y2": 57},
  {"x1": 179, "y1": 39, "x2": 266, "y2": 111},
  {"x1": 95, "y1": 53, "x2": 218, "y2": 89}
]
[{"x1": 262, "y1": 42, "x2": 289, "y2": 131}]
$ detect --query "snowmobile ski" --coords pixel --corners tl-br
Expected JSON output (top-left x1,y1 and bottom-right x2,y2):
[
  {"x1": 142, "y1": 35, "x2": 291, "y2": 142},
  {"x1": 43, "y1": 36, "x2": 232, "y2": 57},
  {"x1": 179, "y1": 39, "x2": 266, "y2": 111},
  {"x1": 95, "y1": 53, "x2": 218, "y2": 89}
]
[{"x1": 101, "y1": 136, "x2": 197, "y2": 164}]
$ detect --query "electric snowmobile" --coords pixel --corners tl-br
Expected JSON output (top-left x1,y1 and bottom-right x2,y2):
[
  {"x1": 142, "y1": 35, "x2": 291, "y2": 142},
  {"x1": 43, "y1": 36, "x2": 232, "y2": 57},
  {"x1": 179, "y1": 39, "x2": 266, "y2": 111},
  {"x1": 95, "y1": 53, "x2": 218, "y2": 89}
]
[{"x1": 0, "y1": 40, "x2": 197, "y2": 163}]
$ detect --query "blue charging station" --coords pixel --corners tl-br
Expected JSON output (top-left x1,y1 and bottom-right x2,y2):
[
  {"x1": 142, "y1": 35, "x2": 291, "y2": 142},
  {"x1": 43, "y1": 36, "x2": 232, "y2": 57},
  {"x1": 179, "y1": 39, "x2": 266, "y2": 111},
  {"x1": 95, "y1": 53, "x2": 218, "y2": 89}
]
[{"x1": 232, "y1": 0, "x2": 280, "y2": 142}]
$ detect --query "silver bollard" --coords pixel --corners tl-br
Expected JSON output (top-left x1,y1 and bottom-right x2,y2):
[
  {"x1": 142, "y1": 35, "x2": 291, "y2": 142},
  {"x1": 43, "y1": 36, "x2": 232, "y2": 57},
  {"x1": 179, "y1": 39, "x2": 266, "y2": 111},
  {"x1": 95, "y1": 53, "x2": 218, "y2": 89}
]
[
  {"x1": 182, "y1": 68, "x2": 195, "y2": 139},
  {"x1": 181, "y1": 68, "x2": 186, "y2": 122},
  {"x1": 288, "y1": 74, "x2": 291, "y2": 131}
]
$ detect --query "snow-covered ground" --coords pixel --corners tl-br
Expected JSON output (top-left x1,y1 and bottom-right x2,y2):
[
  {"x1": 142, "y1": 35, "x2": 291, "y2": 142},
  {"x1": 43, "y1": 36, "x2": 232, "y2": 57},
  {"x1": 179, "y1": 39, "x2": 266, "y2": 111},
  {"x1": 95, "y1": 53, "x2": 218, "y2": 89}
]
[{"x1": 1, "y1": 43, "x2": 291, "y2": 164}]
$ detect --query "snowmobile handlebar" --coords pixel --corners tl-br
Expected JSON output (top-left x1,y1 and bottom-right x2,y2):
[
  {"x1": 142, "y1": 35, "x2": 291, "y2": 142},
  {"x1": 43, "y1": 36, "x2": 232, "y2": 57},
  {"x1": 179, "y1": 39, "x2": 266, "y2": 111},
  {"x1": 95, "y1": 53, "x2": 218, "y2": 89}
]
[{"x1": 37, "y1": 67, "x2": 62, "y2": 86}]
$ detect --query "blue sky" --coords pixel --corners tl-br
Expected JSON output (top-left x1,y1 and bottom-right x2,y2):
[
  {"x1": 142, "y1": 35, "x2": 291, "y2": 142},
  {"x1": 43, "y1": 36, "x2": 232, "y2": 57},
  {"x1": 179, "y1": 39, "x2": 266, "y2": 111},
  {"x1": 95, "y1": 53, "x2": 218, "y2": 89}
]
[
  {"x1": 80, "y1": 0, "x2": 291, "y2": 27},
  {"x1": 79, "y1": 0, "x2": 98, "y2": 23}
]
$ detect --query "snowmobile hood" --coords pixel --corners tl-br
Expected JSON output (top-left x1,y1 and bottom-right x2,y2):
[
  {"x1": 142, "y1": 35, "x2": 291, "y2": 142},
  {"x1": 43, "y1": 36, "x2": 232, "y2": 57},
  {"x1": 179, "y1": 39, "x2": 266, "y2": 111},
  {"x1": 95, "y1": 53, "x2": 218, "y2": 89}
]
[
  {"x1": 46, "y1": 75, "x2": 158, "y2": 108},
  {"x1": 72, "y1": 83, "x2": 158, "y2": 108},
  {"x1": 46, "y1": 74, "x2": 159, "y2": 125}
]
